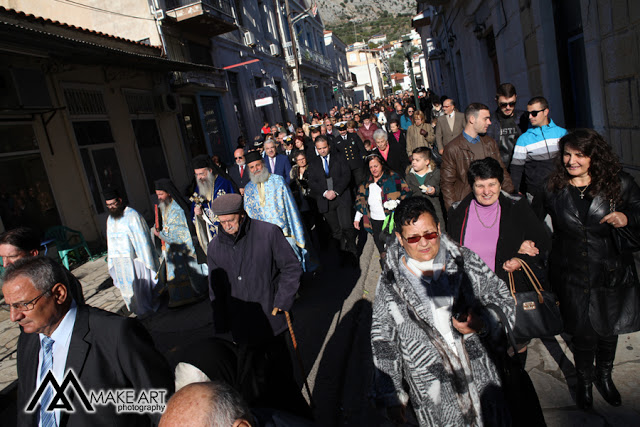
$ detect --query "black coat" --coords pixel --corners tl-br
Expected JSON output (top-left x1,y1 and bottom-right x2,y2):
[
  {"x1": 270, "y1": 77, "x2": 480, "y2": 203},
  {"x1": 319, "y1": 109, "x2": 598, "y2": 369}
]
[
  {"x1": 388, "y1": 129, "x2": 408, "y2": 154},
  {"x1": 447, "y1": 192, "x2": 551, "y2": 292},
  {"x1": 333, "y1": 133, "x2": 366, "y2": 171},
  {"x1": 228, "y1": 163, "x2": 250, "y2": 189},
  {"x1": 372, "y1": 145, "x2": 410, "y2": 179},
  {"x1": 17, "y1": 305, "x2": 173, "y2": 427},
  {"x1": 542, "y1": 172, "x2": 640, "y2": 335},
  {"x1": 307, "y1": 150, "x2": 352, "y2": 213},
  {"x1": 207, "y1": 217, "x2": 302, "y2": 345}
]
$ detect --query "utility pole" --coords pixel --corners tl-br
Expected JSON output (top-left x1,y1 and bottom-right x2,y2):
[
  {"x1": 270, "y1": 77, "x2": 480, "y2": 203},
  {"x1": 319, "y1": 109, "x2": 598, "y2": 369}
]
[{"x1": 284, "y1": 0, "x2": 308, "y2": 117}]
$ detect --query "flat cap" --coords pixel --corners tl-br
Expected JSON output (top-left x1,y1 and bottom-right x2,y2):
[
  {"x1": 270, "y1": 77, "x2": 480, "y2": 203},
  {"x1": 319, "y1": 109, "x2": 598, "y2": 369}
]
[{"x1": 211, "y1": 193, "x2": 243, "y2": 215}]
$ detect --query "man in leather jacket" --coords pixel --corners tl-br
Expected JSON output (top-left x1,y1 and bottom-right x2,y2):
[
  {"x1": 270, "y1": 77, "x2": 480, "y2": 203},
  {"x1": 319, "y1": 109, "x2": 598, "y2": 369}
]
[{"x1": 487, "y1": 83, "x2": 529, "y2": 169}]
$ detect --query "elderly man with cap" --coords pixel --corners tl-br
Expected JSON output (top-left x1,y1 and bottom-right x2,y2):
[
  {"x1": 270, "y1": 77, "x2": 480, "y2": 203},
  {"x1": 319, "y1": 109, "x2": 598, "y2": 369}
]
[
  {"x1": 243, "y1": 151, "x2": 311, "y2": 271},
  {"x1": 105, "y1": 189, "x2": 160, "y2": 316},
  {"x1": 191, "y1": 154, "x2": 235, "y2": 253},
  {"x1": 207, "y1": 194, "x2": 311, "y2": 418},
  {"x1": 334, "y1": 121, "x2": 367, "y2": 188},
  {"x1": 153, "y1": 178, "x2": 208, "y2": 307}
]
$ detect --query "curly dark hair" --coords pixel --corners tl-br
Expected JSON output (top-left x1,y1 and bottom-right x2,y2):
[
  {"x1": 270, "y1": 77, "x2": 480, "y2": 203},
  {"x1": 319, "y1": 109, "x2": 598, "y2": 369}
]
[{"x1": 547, "y1": 128, "x2": 622, "y2": 203}]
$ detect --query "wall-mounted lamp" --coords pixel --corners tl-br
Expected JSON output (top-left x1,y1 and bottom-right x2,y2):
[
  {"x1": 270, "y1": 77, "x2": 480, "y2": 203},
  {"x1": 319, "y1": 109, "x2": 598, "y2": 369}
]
[
  {"x1": 473, "y1": 23, "x2": 486, "y2": 39},
  {"x1": 447, "y1": 34, "x2": 457, "y2": 48}
]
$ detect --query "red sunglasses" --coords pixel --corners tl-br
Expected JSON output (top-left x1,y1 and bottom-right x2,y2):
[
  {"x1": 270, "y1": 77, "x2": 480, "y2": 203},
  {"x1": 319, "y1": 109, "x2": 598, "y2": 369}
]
[{"x1": 403, "y1": 231, "x2": 439, "y2": 244}]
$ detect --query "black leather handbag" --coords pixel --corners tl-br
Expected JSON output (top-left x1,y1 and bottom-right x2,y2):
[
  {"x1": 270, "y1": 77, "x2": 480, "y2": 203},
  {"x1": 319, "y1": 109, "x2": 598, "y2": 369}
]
[{"x1": 507, "y1": 258, "x2": 564, "y2": 342}]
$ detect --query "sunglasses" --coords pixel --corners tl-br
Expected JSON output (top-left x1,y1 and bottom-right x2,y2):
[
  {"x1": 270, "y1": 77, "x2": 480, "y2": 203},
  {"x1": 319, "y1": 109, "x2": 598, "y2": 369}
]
[
  {"x1": 499, "y1": 101, "x2": 516, "y2": 108},
  {"x1": 403, "y1": 231, "x2": 439, "y2": 244},
  {"x1": 528, "y1": 109, "x2": 545, "y2": 117}
]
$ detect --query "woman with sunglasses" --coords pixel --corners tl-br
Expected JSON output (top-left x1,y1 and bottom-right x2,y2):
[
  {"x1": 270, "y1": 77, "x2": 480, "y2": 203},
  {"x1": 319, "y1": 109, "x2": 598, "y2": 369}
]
[
  {"x1": 354, "y1": 153, "x2": 410, "y2": 264},
  {"x1": 371, "y1": 196, "x2": 515, "y2": 426},
  {"x1": 542, "y1": 129, "x2": 640, "y2": 410},
  {"x1": 448, "y1": 157, "x2": 550, "y2": 363}
]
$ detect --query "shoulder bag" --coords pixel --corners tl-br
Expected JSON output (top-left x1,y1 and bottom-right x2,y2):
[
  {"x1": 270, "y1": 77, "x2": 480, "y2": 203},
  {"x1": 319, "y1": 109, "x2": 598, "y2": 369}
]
[{"x1": 507, "y1": 258, "x2": 564, "y2": 342}]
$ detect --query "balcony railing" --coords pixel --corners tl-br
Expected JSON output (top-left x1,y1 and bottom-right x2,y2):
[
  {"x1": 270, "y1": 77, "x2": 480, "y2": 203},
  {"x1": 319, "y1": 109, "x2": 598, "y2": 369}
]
[
  {"x1": 165, "y1": 0, "x2": 236, "y2": 37},
  {"x1": 282, "y1": 42, "x2": 332, "y2": 72},
  {"x1": 166, "y1": 0, "x2": 233, "y2": 16}
]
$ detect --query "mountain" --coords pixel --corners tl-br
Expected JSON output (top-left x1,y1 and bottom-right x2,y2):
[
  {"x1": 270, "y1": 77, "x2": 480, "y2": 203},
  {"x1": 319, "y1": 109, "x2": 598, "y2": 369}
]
[
  {"x1": 316, "y1": 0, "x2": 416, "y2": 25},
  {"x1": 320, "y1": 0, "x2": 416, "y2": 47}
]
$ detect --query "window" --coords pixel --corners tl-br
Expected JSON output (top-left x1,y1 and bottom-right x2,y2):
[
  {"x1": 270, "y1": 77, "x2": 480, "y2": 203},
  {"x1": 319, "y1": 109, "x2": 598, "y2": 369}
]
[
  {"x1": 0, "y1": 124, "x2": 61, "y2": 232},
  {"x1": 131, "y1": 119, "x2": 169, "y2": 194}
]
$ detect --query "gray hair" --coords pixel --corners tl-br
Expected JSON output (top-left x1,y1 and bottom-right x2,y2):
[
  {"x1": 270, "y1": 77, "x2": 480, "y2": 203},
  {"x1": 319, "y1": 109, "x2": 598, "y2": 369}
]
[
  {"x1": 264, "y1": 139, "x2": 276, "y2": 149},
  {"x1": 2, "y1": 256, "x2": 68, "y2": 293},
  {"x1": 373, "y1": 128, "x2": 388, "y2": 141}
]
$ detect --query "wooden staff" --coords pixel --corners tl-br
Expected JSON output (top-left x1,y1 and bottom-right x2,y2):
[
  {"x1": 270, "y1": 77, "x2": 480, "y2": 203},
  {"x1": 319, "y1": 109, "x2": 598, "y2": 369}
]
[{"x1": 272, "y1": 307, "x2": 315, "y2": 409}]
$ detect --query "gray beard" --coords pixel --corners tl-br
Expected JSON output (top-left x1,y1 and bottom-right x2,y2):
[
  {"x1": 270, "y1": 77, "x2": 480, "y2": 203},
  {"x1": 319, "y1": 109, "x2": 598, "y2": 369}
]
[
  {"x1": 249, "y1": 167, "x2": 270, "y2": 185},
  {"x1": 158, "y1": 199, "x2": 172, "y2": 214},
  {"x1": 197, "y1": 173, "x2": 215, "y2": 196}
]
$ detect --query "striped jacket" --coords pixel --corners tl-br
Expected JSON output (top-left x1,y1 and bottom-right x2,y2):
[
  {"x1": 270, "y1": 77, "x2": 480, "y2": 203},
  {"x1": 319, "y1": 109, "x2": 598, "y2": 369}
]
[{"x1": 510, "y1": 119, "x2": 567, "y2": 194}]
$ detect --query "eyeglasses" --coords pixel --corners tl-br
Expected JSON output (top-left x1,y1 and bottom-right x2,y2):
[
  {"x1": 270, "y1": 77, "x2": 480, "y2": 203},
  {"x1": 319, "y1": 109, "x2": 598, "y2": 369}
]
[
  {"x1": 1, "y1": 289, "x2": 51, "y2": 312},
  {"x1": 235, "y1": 156, "x2": 244, "y2": 159},
  {"x1": 528, "y1": 109, "x2": 545, "y2": 117},
  {"x1": 499, "y1": 101, "x2": 516, "y2": 108},
  {"x1": 407, "y1": 110, "x2": 414, "y2": 113},
  {"x1": 402, "y1": 231, "x2": 439, "y2": 244},
  {"x1": 105, "y1": 201, "x2": 119, "y2": 208}
]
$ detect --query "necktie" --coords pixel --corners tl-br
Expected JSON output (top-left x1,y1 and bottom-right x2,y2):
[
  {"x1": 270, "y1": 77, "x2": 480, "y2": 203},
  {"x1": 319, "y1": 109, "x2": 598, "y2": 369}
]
[
  {"x1": 270, "y1": 157, "x2": 276, "y2": 172},
  {"x1": 240, "y1": 165, "x2": 244, "y2": 178},
  {"x1": 40, "y1": 336, "x2": 56, "y2": 427},
  {"x1": 323, "y1": 156, "x2": 329, "y2": 177}
]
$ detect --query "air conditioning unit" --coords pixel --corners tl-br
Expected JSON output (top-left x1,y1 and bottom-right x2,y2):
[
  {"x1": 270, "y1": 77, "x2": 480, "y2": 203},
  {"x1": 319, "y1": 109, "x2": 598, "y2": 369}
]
[
  {"x1": 244, "y1": 32, "x2": 257, "y2": 48},
  {"x1": 269, "y1": 43, "x2": 281, "y2": 57},
  {"x1": 158, "y1": 93, "x2": 180, "y2": 113}
]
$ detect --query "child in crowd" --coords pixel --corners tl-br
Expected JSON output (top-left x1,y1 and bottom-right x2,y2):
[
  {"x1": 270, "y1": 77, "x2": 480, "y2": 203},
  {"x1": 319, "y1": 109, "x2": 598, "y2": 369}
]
[{"x1": 405, "y1": 147, "x2": 444, "y2": 225}]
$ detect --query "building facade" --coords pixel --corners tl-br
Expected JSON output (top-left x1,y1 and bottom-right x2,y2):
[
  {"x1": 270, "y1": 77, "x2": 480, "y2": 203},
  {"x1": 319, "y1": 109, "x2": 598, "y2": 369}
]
[{"x1": 0, "y1": 6, "x2": 208, "y2": 242}]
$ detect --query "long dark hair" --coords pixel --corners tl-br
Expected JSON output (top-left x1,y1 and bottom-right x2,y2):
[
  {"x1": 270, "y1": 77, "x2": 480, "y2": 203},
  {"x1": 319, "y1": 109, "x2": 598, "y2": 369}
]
[{"x1": 547, "y1": 128, "x2": 622, "y2": 203}]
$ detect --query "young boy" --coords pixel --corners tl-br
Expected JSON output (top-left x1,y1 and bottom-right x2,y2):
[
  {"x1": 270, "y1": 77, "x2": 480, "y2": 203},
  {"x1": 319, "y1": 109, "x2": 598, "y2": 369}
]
[{"x1": 405, "y1": 147, "x2": 445, "y2": 225}]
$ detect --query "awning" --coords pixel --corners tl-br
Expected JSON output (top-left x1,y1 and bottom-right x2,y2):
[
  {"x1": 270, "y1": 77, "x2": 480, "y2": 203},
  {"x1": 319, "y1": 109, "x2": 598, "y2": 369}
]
[{"x1": 0, "y1": 18, "x2": 220, "y2": 73}]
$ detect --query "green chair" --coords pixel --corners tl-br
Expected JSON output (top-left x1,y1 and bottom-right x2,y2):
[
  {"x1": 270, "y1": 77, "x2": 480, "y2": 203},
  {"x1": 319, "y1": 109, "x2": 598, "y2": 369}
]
[{"x1": 44, "y1": 226, "x2": 92, "y2": 269}]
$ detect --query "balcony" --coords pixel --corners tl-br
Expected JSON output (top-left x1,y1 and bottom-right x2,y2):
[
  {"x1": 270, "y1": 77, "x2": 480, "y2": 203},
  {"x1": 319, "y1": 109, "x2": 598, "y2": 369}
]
[
  {"x1": 283, "y1": 42, "x2": 332, "y2": 73},
  {"x1": 165, "y1": 0, "x2": 236, "y2": 37}
]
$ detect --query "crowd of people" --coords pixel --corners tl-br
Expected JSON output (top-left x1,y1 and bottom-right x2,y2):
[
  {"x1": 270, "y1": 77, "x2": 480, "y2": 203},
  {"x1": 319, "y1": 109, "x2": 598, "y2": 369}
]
[{"x1": 1, "y1": 82, "x2": 640, "y2": 426}]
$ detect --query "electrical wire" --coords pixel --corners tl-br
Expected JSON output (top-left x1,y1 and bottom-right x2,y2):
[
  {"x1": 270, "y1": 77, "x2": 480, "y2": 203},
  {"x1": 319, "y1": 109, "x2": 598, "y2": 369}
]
[{"x1": 52, "y1": 0, "x2": 155, "y2": 21}]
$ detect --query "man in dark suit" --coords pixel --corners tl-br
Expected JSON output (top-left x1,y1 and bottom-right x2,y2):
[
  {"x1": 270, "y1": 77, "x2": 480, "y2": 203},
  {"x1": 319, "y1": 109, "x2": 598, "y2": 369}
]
[
  {"x1": 4, "y1": 257, "x2": 173, "y2": 427},
  {"x1": 372, "y1": 129, "x2": 410, "y2": 178},
  {"x1": 227, "y1": 147, "x2": 250, "y2": 195},
  {"x1": 333, "y1": 122, "x2": 367, "y2": 189},
  {"x1": 308, "y1": 136, "x2": 357, "y2": 258},
  {"x1": 264, "y1": 140, "x2": 292, "y2": 184}
]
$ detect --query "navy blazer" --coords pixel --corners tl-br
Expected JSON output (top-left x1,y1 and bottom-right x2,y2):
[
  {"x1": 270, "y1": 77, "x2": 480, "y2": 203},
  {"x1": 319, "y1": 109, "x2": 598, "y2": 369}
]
[
  {"x1": 16, "y1": 305, "x2": 174, "y2": 427},
  {"x1": 265, "y1": 153, "x2": 292, "y2": 184},
  {"x1": 227, "y1": 162, "x2": 250, "y2": 189}
]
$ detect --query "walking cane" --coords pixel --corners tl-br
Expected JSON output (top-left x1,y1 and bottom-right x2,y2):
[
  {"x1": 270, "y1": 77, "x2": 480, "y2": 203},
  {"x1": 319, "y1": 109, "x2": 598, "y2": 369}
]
[{"x1": 272, "y1": 307, "x2": 315, "y2": 409}]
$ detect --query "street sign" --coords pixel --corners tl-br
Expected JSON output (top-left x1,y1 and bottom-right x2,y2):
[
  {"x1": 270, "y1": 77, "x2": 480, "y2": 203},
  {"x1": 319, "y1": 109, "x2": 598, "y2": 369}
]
[{"x1": 255, "y1": 87, "x2": 274, "y2": 107}]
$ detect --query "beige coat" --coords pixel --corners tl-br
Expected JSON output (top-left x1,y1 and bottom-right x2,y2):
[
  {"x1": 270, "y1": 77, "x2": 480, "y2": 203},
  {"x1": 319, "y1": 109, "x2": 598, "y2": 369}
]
[{"x1": 405, "y1": 123, "x2": 436, "y2": 157}]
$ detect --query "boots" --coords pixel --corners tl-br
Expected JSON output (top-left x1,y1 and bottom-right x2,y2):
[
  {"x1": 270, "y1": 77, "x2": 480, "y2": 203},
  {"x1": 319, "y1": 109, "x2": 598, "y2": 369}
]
[
  {"x1": 575, "y1": 366, "x2": 594, "y2": 409},
  {"x1": 573, "y1": 346, "x2": 595, "y2": 410},
  {"x1": 594, "y1": 337, "x2": 622, "y2": 407}
]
